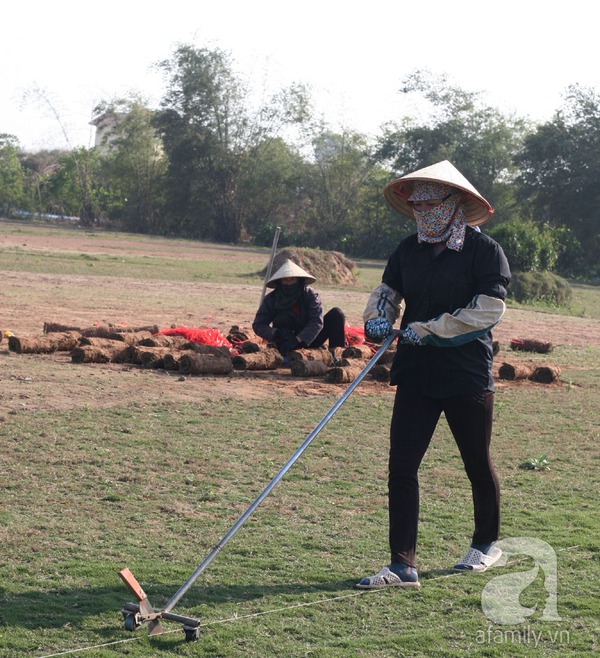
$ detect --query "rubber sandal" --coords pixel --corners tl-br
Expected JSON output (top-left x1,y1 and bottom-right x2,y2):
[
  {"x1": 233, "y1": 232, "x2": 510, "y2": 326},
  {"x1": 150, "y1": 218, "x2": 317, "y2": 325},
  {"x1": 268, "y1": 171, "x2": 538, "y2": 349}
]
[
  {"x1": 454, "y1": 545, "x2": 503, "y2": 572},
  {"x1": 356, "y1": 565, "x2": 420, "y2": 589}
]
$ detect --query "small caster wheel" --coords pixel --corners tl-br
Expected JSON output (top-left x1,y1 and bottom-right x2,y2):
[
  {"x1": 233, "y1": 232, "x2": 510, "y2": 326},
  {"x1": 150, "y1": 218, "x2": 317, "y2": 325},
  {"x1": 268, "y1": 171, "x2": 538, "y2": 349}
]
[
  {"x1": 183, "y1": 624, "x2": 200, "y2": 642},
  {"x1": 124, "y1": 613, "x2": 142, "y2": 632}
]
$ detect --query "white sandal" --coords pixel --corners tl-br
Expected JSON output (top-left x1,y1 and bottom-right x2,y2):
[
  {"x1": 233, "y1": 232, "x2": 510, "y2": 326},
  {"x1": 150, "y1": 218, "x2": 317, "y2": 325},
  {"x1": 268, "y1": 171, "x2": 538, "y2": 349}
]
[
  {"x1": 454, "y1": 545, "x2": 503, "y2": 572},
  {"x1": 356, "y1": 565, "x2": 420, "y2": 589}
]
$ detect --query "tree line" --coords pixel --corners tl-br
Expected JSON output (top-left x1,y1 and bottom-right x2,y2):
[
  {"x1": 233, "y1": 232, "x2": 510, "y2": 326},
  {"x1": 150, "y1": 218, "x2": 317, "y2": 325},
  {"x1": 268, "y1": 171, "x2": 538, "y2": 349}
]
[{"x1": 1, "y1": 45, "x2": 599, "y2": 279}]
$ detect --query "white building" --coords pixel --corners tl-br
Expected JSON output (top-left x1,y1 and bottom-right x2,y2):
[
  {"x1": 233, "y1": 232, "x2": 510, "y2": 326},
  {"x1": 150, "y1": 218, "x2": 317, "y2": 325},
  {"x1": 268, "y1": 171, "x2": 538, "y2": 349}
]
[{"x1": 89, "y1": 112, "x2": 128, "y2": 150}]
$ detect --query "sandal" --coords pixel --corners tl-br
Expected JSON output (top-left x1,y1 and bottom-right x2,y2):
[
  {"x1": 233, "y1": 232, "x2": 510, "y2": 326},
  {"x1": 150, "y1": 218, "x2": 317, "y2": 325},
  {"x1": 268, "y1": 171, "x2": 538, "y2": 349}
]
[
  {"x1": 454, "y1": 545, "x2": 503, "y2": 572},
  {"x1": 356, "y1": 564, "x2": 420, "y2": 589}
]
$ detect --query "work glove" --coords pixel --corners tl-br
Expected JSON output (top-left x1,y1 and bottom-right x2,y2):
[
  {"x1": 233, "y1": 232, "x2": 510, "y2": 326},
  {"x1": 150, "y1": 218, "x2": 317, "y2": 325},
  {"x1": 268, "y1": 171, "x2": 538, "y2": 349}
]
[
  {"x1": 397, "y1": 326, "x2": 423, "y2": 346},
  {"x1": 278, "y1": 337, "x2": 300, "y2": 355},
  {"x1": 364, "y1": 317, "x2": 392, "y2": 343},
  {"x1": 273, "y1": 327, "x2": 295, "y2": 342}
]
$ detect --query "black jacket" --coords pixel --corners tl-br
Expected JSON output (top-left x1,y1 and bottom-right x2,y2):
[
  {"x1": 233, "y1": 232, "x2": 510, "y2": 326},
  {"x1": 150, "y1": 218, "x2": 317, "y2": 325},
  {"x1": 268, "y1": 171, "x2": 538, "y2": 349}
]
[
  {"x1": 252, "y1": 285, "x2": 324, "y2": 346},
  {"x1": 383, "y1": 227, "x2": 511, "y2": 396}
]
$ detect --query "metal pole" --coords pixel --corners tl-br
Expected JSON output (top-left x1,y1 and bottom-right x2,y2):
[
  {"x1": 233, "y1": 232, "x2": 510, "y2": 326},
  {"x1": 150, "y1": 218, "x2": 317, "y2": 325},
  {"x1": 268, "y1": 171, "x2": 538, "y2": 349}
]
[
  {"x1": 260, "y1": 226, "x2": 281, "y2": 303},
  {"x1": 162, "y1": 331, "x2": 397, "y2": 613}
]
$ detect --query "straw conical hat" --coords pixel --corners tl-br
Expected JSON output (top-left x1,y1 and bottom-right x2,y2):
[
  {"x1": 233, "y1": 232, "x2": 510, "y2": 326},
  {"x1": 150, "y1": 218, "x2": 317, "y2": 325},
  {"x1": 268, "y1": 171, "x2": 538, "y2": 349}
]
[
  {"x1": 266, "y1": 259, "x2": 316, "y2": 288},
  {"x1": 383, "y1": 160, "x2": 493, "y2": 226}
]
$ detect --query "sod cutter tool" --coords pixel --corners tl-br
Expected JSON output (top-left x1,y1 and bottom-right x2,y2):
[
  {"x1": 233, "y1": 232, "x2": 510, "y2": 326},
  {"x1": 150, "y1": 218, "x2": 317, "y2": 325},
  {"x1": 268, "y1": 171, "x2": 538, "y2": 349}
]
[{"x1": 119, "y1": 331, "x2": 398, "y2": 642}]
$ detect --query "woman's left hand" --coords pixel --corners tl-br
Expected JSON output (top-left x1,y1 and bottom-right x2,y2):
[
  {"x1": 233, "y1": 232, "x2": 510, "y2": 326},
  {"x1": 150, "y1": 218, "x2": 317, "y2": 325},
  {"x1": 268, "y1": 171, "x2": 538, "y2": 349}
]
[
  {"x1": 398, "y1": 327, "x2": 423, "y2": 346},
  {"x1": 278, "y1": 337, "x2": 300, "y2": 354}
]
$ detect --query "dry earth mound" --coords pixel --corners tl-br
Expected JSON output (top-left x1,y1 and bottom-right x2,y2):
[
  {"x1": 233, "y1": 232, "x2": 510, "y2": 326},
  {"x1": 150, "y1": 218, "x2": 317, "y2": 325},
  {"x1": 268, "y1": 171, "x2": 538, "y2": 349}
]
[{"x1": 262, "y1": 248, "x2": 357, "y2": 286}]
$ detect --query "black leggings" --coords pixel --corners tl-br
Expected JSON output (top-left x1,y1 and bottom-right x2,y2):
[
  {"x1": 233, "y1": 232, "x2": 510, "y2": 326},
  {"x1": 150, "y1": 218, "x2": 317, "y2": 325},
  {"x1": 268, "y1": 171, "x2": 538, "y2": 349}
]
[
  {"x1": 388, "y1": 386, "x2": 499, "y2": 567},
  {"x1": 308, "y1": 307, "x2": 346, "y2": 349}
]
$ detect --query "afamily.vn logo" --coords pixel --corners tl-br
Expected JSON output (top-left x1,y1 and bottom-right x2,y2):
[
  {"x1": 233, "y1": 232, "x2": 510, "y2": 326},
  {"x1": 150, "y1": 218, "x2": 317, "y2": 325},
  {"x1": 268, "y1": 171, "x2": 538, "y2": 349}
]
[
  {"x1": 480, "y1": 537, "x2": 561, "y2": 625},
  {"x1": 476, "y1": 625, "x2": 570, "y2": 647}
]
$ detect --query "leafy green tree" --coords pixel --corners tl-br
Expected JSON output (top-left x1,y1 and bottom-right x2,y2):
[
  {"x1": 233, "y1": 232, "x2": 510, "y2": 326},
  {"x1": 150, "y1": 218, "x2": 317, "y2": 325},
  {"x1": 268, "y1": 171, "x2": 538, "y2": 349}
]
[
  {"x1": 515, "y1": 84, "x2": 600, "y2": 276},
  {"x1": 19, "y1": 149, "x2": 66, "y2": 214},
  {"x1": 281, "y1": 126, "x2": 394, "y2": 253},
  {"x1": 341, "y1": 164, "x2": 415, "y2": 259},
  {"x1": 93, "y1": 98, "x2": 167, "y2": 232},
  {"x1": 303, "y1": 129, "x2": 375, "y2": 248},
  {"x1": 0, "y1": 134, "x2": 26, "y2": 216},
  {"x1": 154, "y1": 44, "x2": 311, "y2": 242},
  {"x1": 375, "y1": 70, "x2": 528, "y2": 223},
  {"x1": 238, "y1": 137, "x2": 310, "y2": 245},
  {"x1": 43, "y1": 147, "x2": 102, "y2": 223}
]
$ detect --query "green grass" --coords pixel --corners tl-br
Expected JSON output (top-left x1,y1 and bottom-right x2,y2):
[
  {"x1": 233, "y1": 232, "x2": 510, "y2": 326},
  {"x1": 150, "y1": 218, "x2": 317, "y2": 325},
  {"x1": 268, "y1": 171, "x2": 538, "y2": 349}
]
[
  {"x1": 0, "y1": 220, "x2": 382, "y2": 293},
  {"x1": 0, "y1": 379, "x2": 598, "y2": 656},
  {"x1": 1, "y1": 387, "x2": 599, "y2": 657},
  {"x1": 567, "y1": 282, "x2": 600, "y2": 319},
  {"x1": 0, "y1": 242, "x2": 267, "y2": 285},
  {"x1": 0, "y1": 248, "x2": 256, "y2": 283},
  {"x1": 0, "y1": 222, "x2": 599, "y2": 656},
  {"x1": 3, "y1": 220, "x2": 598, "y2": 314}
]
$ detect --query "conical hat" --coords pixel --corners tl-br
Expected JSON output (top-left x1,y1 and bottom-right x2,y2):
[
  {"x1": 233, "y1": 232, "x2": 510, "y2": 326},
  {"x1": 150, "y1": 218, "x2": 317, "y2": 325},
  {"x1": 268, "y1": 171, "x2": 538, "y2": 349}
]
[
  {"x1": 266, "y1": 259, "x2": 316, "y2": 288},
  {"x1": 383, "y1": 160, "x2": 494, "y2": 226}
]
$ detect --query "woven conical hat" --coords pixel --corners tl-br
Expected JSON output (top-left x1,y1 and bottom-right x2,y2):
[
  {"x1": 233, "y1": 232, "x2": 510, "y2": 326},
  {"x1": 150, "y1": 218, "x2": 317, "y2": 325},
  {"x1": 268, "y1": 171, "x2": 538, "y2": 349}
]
[
  {"x1": 266, "y1": 259, "x2": 316, "y2": 288},
  {"x1": 383, "y1": 160, "x2": 493, "y2": 226}
]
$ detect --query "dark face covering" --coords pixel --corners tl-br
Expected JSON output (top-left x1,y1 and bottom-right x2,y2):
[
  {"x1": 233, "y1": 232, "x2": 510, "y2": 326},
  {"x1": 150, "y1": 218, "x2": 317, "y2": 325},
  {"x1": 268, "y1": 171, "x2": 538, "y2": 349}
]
[
  {"x1": 273, "y1": 280, "x2": 307, "y2": 332},
  {"x1": 274, "y1": 280, "x2": 304, "y2": 310}
]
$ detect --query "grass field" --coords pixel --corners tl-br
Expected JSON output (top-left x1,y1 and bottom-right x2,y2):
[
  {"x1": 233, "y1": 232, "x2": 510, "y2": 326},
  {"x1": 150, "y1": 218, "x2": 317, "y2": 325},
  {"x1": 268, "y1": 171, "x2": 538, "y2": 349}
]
[{"x1": 0, "y1": 221, "x2": 599, "y2": 657}]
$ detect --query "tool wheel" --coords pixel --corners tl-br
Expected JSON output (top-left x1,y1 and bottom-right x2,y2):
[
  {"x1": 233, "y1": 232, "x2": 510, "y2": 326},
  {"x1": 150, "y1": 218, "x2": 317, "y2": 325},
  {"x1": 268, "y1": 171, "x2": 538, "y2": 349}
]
[
  {"x1": 123, "y1": 613, "x2": 142, "y2": 632},
  {"x1": 183, "y1": 624, "x2": 200, "y2": 642}
]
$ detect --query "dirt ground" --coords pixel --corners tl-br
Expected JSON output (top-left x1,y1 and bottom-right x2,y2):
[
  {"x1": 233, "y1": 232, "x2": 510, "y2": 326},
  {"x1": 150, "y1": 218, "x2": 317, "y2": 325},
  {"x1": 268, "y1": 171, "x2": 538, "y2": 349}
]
[{"x1": 2, "y1": 230, "x2": 599, "y2": 415}]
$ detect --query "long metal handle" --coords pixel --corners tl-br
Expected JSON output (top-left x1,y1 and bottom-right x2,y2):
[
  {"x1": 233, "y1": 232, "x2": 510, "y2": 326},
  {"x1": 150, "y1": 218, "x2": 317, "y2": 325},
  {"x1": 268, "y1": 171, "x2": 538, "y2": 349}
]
[
  {"x1": 260, "y1": 226, "x2": 281, "y2": 303},
  {"x1": 162, "y1": 331, "x2": 397, "y2": 613}
]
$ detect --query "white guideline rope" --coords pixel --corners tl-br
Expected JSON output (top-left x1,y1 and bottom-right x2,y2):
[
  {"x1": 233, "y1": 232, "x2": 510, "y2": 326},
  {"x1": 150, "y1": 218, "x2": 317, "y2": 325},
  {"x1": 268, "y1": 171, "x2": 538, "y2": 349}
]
[
  {"x1": 36, "y1": 544, "x2": 581, "y2": 657},
  {"x1": 35, "y1": 589, "x2": 383, "y2": 657}
]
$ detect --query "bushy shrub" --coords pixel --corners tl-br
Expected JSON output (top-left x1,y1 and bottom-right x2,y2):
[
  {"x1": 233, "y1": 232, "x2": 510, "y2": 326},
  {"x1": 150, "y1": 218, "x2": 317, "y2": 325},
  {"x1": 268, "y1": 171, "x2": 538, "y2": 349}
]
[
  {"x1": 488, "y1": 220, "x2": 560, "y2": 272},
  {"x1": 509, "y1": 271, "x2": 572, "y2": 306}
]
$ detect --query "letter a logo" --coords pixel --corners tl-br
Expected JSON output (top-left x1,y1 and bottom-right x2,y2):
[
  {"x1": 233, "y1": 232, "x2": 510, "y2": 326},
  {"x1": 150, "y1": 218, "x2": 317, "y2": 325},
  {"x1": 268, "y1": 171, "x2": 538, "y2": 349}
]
[{"x1": 481, "y1": 537, "x2": 561, "y2": 625}]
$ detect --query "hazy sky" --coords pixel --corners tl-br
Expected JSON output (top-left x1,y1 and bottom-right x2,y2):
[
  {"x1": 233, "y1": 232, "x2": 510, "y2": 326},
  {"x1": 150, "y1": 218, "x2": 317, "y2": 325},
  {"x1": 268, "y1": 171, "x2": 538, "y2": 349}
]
[{"x1": 2, "y1": 0, "x2": 598, "y2": 151}]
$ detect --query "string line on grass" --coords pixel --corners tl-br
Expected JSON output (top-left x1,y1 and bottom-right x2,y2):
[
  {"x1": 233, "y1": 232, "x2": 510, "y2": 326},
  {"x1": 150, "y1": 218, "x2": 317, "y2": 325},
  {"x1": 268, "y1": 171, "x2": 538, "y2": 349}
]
[
  {"x1": 34, "y1": 589, "x2": 382, "y2": 657},
  {"x1": 36, "y1": 544, "x2": 581, "y2": 657}
]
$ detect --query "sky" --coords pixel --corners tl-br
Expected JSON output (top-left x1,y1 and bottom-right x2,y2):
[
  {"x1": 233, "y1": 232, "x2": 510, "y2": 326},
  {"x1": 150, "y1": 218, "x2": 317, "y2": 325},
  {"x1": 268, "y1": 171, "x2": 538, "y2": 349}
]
[{"x1": 2, "y1": 0, "x2": 599, "y2": 151}]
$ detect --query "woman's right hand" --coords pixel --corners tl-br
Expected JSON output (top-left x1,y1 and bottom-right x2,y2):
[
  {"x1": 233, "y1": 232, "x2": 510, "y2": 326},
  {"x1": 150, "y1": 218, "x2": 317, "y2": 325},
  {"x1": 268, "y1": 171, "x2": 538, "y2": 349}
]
[{"x1": 364, "y1": 317, "x2": 392, "y2": 343}]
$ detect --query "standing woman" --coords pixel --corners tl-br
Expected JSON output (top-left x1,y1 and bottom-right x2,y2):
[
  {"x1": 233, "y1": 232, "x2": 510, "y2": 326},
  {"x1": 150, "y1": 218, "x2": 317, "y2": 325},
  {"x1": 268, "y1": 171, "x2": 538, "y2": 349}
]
[
  {"x1": 252, "y1": 259, "x2": 346, "y2": 363},
  {"x1": 357, "y1": 161, "x2": 511, "y2": 589}
]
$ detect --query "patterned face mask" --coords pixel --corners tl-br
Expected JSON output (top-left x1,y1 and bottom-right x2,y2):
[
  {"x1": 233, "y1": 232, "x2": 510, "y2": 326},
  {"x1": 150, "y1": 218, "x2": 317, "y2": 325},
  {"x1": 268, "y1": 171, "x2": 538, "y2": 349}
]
[{"x1": 409, "y1": 182, "x2": 467, "y2": 251}]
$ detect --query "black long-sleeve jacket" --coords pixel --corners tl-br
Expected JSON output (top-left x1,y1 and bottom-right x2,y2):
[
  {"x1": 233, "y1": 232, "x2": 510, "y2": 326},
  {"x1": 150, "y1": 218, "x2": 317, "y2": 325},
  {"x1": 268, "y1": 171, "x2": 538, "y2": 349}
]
[
  {"x1": 252, "y1": 286, "x2": 324, "y2": 346},
  {"x1": 364, "y1": 227, "x2": 511, "y2": 397}
]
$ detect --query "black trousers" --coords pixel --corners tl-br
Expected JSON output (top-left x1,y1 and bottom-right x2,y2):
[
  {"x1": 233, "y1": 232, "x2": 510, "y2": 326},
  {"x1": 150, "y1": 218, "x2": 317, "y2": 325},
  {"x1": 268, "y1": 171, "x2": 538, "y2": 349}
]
[
  {"x1": 308, "y1": 307, "x2": 346, "y2": 349},
  {"x1": 388, "y1": 385, "x2": 500, "y2": 567}
]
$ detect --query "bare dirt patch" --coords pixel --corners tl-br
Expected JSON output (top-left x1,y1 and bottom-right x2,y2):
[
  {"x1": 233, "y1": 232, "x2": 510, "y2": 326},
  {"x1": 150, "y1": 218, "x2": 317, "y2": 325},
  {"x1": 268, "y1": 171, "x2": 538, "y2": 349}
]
[
  {"x1": 1, "y1": 229, "x2": 599, "y2": 415},
  {"x1": 0, "y1": 225, "x2": 267, "y2": 262}
]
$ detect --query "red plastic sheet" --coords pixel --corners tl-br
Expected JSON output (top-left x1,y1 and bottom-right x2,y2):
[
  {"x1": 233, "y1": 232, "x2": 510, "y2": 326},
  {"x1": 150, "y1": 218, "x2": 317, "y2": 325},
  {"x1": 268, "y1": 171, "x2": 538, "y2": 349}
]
[
  {"x1": 158, "y1": 326, "x2": 232, "y2": 348},
  {"x1": 345, "y1": 324, "x2": 366, "y2": 346}
]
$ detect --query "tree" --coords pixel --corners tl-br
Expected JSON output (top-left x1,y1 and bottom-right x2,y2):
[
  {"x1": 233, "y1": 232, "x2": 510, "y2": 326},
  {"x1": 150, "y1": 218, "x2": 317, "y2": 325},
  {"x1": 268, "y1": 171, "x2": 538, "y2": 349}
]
[
  {"x1": 154, "y1": 44, "x2": 311, "y2": 242},
  {"x1": 515, "y1": 84, "x2": 600, "y2": 276},
  {"x1": 93, "y1": 98, "x2": 167, "y2": 233},
  {"x1": 19, "y1": 149, "x2": 66, "y2": 214},
  {"x1": 297, "y1": 127, "x2": 384, "y2": 251},
  {"x1": 488, "y1": 219, "x2": 561, "y2": 272},
  {"x1": 375, "y1": 70, "x2": 528, "y2": 223},
  {"x1": 43, "y1": 147, "x2": 102, "y2": 222},
  {"x1": 237, "y1": 137, "x2": 310, "y2": 246},
  {"x1": 0, "y1": 134, "x2": 26, "y2": 217},
  {"x1": 341, "y1": 164, "x2": 414, "y2": 259}
]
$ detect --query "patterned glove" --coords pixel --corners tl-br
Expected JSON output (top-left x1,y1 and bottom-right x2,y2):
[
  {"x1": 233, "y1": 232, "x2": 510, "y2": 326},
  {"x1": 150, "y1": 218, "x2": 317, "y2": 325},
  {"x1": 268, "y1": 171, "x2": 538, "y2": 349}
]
[
  {"x1": 398, "y1": 326, "x2": 423, "y2": 346},
  {"x1": 364, "y1": 317, "x2": 392, "y2": 343}
]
